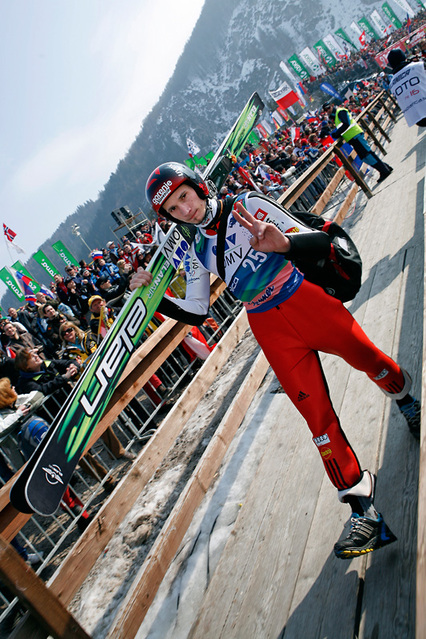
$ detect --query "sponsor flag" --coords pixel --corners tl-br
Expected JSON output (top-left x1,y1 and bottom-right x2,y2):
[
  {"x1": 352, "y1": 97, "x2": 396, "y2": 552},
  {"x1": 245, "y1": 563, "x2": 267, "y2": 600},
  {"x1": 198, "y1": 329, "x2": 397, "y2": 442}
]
[
  {"x1": 334, "y1": 28, "x2": 357, "y2": 50},
  {"x1": 52, "y1": 241, "x2": 79, "y2": 268},
  {"x1": 358, "y1": 16, "x2": 379, "y2": 40},
  {"x1": 32, "y1": 249, "x2": 61, "y2": 278},
  {"x1": 14, "y1": 271, "x2": 37, "y2": 305},
  {"x1": 389, "y1": 0, "x2": 415, "y2": 17},
  {"x1": 269, "y1": 81, "x2": 299, "y2": 110},
  {"x1": 370, "y1": 9, "x2": 387, "y2": 36},
  {"x1": 382, "y1": 2, "x2": 403, "y2": 29},
  {"x1": 186, "y1": 138, "x2": 201, "y2": 158},
  {"x1": 287, "y1": 54, "x2": 311, "y2": 81},
  {"x1": 0, "y1": 267, "x2": 25, "y2": 301},
  {"x1": 313, "y1": 40, "x2": 337, "y2": 68},
  {"x1": 300, "y1": 47, "x2": 323, "y2": 77}
]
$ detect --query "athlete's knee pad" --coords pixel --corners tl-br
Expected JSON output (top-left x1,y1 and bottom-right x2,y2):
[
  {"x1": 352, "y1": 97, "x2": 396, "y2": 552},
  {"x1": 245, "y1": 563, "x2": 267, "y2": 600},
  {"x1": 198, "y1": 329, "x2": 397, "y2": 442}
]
[
  {"x1": 312, "y1": 420, "x2": 361, "y2": 490},
  {"x1": 374, "y1": 367, "x2": 411, "y2": 399}
]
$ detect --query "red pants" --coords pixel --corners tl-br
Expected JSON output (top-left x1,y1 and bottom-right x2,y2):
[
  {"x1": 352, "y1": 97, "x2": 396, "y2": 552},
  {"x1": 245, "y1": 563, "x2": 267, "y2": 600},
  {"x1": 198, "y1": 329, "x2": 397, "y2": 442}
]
[{"x1": 247, "y1": 279, "x2": 405, "y2": 490}]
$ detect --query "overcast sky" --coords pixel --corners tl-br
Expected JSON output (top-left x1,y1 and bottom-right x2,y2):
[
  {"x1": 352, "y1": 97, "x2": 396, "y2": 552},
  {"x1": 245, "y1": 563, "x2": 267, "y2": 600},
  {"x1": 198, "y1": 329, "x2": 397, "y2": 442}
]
[{"x1": 0, "y1": 0, "x2": 205, "y2": 284}]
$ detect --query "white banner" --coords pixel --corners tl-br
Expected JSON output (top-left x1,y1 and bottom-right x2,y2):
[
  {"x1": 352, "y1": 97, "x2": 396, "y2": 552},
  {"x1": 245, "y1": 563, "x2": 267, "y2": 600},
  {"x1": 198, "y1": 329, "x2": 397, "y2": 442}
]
[
  {"x1": 350, "y1": 21, "x2": 363, "y2": 37},
  {"x1": 323, "y1": 34, "x2": 345, "y2": 59},
  {"x1": 300, "y1": 47, "x2": 323, "y2": 76},
  {"x1": 269, "y1": 80, "x2": 293, "y2": 103},
  {"x1": 279, "y1": 60, "x2": 300, "y2": 85},
  {"x1": 390, "y1": 0, "x2": 415, "y2": 17},
  {"x1": 370, "y1": 10, "x2": 387, "y2": 35}
]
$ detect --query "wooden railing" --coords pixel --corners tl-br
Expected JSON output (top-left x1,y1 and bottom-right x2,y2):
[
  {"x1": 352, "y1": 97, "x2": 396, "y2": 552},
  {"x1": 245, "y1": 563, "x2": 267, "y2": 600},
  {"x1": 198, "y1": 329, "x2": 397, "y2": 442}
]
[{"x1": 0, "y1": 90, "x2": 402, "y2": 639}]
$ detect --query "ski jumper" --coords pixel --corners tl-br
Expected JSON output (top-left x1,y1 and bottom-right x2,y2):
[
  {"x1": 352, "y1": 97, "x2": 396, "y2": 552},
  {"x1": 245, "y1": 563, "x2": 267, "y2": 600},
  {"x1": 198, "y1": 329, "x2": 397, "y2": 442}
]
[{"x1": 158, "y1": 192, "x2": 407, "y2": 491}]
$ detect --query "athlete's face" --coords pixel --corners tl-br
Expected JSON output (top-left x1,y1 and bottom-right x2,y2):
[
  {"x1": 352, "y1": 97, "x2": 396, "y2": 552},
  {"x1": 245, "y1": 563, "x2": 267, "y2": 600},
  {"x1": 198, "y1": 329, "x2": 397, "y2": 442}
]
[{"x1": 164, "y1": 184, "x2": 206, "y2": 224}]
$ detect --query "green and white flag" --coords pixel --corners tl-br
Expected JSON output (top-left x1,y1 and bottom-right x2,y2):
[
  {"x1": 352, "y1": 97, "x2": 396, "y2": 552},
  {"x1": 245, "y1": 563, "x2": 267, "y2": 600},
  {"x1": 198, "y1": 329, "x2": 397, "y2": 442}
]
[
  {"x1": 33, "y1": 250, "x2": 61, "y2": 279},
  {"x1": 382, "y1": 2, "x2": 403, "y2": 29},
  {"x1": 0, "y1": 267, "x2": 25, "y2": 301},
  {"x1": 358, "y1": 16, "x2": 379, "y2": 40},
  {"x1": 52, "y1": 241, "x2": 79, "y2": 269},
  {"x1": 335, "y1": 27, "x2": 357, "y2": 50},
  {"x1": 313, "y1": 39, "x2": 337, "y2": 68},
  {"x1": 287, "y1": 54, "x2": 310, "y2": 80}
]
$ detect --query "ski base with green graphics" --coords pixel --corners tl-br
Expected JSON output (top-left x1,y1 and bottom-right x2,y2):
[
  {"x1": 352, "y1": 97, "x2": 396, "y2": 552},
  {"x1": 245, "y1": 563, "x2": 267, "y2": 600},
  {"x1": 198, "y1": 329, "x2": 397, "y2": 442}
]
[
  {"x1": 10, "y1": 91, "x2": 264, "y2": 516},
  {"x1": 10, "y1": 223, "x2": 195, "y2": 515}
]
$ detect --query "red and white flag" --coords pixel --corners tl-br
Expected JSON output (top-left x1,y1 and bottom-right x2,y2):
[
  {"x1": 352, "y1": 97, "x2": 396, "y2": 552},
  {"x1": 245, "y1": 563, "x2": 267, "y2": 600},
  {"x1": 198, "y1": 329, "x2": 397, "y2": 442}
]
[
  {"x1": 3, "y1": 223, "x2": 24, "y2": 253},
  {"x1": 359, "y1": 31, "x2": 366, "y2": 47}
]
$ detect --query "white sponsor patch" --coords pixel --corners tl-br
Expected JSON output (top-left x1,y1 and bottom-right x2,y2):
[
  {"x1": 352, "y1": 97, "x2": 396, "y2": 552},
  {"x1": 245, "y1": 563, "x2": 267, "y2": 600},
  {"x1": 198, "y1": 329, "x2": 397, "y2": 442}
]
[{"x1": 313, "y1": 434, "x2": 330, "y2": 447}]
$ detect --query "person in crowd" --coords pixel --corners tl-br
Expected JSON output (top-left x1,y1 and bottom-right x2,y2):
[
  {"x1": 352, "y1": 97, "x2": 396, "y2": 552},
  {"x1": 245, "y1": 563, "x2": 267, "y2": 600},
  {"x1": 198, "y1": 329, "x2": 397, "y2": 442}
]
[
  {"x1": 1, "y1": 321, "x2": 45, "y2": 359},
  {"x1": 132, "y1": 162, "x2": 421, "y2": 560},
  {"x1": 58, "y1": 322, "x2": 97, "y2": 366},
  {"x1": 88, "y1": 295, "x2": 116, "y2": 343},
  {"x1": 96, "y1": 258, "x2": 121, "y2": 283},
  {"x1": 322, "y1": 102, "x2": 393, "y2": 183},
  {"x1": 96, "y1": 272, "x2": 130, "y2": 308},
  {"x1": 40, "y1": 303, "x2": 77, "y2": 356},
  {"x1": 388, "y1": 48, "x2": 426, "y2": 127},
  {"x1": 14, "y1": 349, "x2": 121, "y2": 489},
  {"x1": 7, "y1": 307, "x2": 33, "y2": 334}
]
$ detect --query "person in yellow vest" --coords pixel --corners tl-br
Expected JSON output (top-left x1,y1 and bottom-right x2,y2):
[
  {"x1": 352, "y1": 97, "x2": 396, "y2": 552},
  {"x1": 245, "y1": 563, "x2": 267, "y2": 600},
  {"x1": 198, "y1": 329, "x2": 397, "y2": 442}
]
[{"x1": 323, "y1": 102, "x2": 393, "y2": 184}]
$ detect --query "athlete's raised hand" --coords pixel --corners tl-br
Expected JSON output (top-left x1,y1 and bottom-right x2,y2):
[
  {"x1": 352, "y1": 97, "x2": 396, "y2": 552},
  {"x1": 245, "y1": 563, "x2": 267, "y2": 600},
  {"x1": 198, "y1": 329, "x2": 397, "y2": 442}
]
[{"x1": 232, "y1": 201, "x2": 291, "y2": 254}]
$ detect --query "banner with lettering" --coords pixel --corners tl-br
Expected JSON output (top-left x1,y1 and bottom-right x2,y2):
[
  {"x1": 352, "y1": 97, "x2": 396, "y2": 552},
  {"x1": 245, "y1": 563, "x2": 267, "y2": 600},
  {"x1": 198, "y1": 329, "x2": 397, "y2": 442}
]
[
  {"x1": 52, "y1": 241, "x2": 79, "y2": 268},
  {"x1": 358, "y1": 16, "x2": 379, "y2": 40},
  {"x1": 287, "y1": 54, "x2": 310, "y2": 81},
  {"x1": 300, "y1": 47, "x2": 323, "y2": 77},
  {"x1": 382, "y1": 2, "x2": 403, "y2": 29},
  {"x1": 313, "y1": 40, "x2": 337, "y2": 68},
  {"x1": 0, "y1": 267, "x2": 25, "y2": 301},
  {"x1": 32, "y1": 250, "x2": 61, "y2": 279}
]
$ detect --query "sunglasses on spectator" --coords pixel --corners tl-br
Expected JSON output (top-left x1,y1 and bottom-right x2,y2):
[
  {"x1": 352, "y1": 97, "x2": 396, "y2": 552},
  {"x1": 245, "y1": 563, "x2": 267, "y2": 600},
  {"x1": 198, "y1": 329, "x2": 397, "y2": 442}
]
[{"x1": 63, "y1": 328, "x2": 74, "y2": 335}]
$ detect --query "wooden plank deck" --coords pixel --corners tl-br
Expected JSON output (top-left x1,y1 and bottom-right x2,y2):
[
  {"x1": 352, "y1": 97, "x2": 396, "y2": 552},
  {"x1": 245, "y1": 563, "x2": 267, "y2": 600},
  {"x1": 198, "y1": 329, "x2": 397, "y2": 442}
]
[{"x1": 135, "y1": 115, "x2": 425, "y2": 639}]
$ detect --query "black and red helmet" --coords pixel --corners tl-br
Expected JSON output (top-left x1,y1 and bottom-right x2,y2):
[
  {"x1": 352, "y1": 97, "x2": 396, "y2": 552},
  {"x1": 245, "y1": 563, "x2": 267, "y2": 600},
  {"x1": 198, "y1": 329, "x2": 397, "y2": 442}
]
[{"x1": 146, "y1": 162, "x2": 210, "y2": 220}]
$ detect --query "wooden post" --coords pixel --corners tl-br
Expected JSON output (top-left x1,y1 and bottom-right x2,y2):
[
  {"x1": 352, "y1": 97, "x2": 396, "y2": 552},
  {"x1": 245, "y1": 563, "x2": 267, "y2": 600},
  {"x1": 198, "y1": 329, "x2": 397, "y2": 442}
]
[
  {"x1": 333, "y1": 145, "x2": 373, "y2": 199},
  {"x1": 364, "y1": 111, "x2": 391, "y2": 142},
  {"x1": 378, "y1": 95, "x2": 397, "y2": 121},
  {"x1": 359, "y1": 118, "x2": 387, "y2": 155},
  {"x1": 0, "y1": 535, "x2": 90, "y2": 639}
]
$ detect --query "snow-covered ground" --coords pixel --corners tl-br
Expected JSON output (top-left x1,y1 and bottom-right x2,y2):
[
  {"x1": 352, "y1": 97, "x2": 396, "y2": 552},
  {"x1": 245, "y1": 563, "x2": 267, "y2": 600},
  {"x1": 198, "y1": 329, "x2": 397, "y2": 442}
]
[{"x1": 70, "y1": 329, "x2": 282, "y2": 637}]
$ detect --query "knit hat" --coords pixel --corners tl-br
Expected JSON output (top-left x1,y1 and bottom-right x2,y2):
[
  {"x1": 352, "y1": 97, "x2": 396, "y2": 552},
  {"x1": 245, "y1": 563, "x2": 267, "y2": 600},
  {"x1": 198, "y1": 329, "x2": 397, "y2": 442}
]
[
  {"x1": 88, "y1": 295, "x2": 103, "y2": 308},
  {"x1": 387, "y1": 48, "x2": 406, "y2": 70}
]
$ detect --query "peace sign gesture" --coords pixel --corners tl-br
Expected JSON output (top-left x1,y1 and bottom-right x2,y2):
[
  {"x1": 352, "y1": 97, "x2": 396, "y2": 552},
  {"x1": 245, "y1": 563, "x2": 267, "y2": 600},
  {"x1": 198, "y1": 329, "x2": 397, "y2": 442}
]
[{"x1": 232, "y1": 201, "x2": 291, "y2": 254}]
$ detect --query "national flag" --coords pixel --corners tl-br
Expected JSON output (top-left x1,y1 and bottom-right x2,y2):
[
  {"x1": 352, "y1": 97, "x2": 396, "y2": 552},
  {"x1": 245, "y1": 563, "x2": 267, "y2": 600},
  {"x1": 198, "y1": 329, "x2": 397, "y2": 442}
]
[
  {"x1": 14, "y1": 271, "x2": 37, "y2": 305},
  {"x1": 407, "y1": 15, "x2": 412, "y2": 33},
  {"x1": 3, "y1": 223, "x2": 24, "y2": 253},
  {"x1": 359, "y1": 31, "x2": 366, "y2": 47},
  {"x1": 290, "y1": 126, "x2": 301, "y2": 144},
  {"x1": 186, "y1": 138, "x2": 201, "y2": 158},
  {"x1": 3, "y1": 223, "x2": 16, "y2": 242},
  {"x1": 40, "y1": 283, "x2": 55, "y2": 299},
  {"x1": 91, "y1": 250, "x2": 103, "y2": 261},
  {"x1": 297, "y1": 82, "x2": 307, "y2": 95}
]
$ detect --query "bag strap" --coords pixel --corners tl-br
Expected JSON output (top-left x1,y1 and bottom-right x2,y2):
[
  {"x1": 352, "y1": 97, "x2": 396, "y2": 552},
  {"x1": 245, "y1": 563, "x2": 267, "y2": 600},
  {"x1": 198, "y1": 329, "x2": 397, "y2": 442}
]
[{"x1": 215, "y1": 198, "x2": 236, "y2": 281}]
